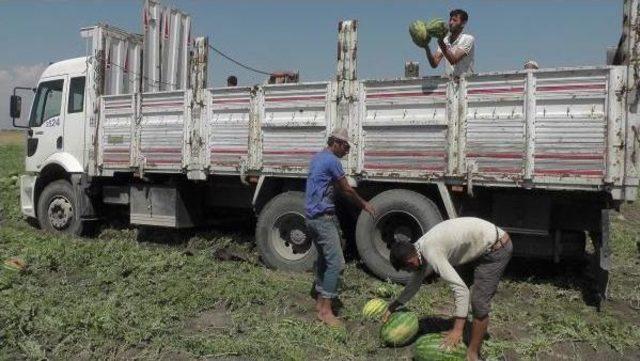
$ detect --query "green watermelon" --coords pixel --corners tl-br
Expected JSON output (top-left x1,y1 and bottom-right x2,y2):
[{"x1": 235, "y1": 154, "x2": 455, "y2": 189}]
[
  {"x1": 380, "y1": 312, "x2": 419, "y2": 347},
  {"x1": 374, "y1": 284, "x2": 394, "y2": 298},
  {"x1": 426, "y1": 18, "x2": 449, "y2": 39},
  {"x1": 409, "y1": 20, "x2": 430, "y2": 48},
  {"x1": 414, "y1": 334, "x2": 467, "y2": 361},
  {"x1": 362, "y1": 298, "x2": 388, "y2": 320}
]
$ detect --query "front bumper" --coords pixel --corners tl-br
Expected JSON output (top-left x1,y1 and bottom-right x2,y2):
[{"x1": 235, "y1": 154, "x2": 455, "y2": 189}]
[{"x1": 20, "y1": 174, "x2": 37, "y2": 218}]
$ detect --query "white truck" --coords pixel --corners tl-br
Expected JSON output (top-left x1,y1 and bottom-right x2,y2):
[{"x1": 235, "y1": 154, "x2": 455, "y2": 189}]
[{"x1": 10, "y1": 0, "x2": 640, "y2": 307}]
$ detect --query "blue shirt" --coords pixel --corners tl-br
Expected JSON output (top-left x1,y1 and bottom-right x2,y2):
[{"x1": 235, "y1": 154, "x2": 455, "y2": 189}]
[{"x1": 305, "y1": 149, "x2": 345, "y2": 218}]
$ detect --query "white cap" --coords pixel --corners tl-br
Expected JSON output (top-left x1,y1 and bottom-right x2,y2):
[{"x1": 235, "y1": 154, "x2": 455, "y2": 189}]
[
  {"x1": 329, "y1": 127, "x2": 352, "y2": 146},
  {"x1": 524, "y1": 60, "x2": 539, "y2": 70}
]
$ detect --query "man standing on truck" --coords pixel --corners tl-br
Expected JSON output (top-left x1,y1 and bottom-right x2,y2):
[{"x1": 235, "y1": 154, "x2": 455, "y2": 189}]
[
  {"x1": 383, "y1": 217, "x2": 512, "y2": 361},
  {"x1": 305, "y1": 128, "x2": 375, "y2": 327},
  {"x1": 425, "y1": 9, "x2": 475, "y2": 78}
]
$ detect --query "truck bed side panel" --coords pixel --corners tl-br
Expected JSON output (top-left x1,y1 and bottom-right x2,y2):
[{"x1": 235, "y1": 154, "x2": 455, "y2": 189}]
[
  {"x1": 360, "y1": 78, "x2": 449, "y2": 177},
  {"x1": 260, "y1": 83, "x2": 331, "y2": 174},
  {"x1": 138, "y1": 91, "x2": 186, "y2": 170},
  {"x1": 99, "y1": 94, "x2": 136, "y2": 170},
  {"x1": 208, "y1": 87, "x2": 252, "y2": 173}
]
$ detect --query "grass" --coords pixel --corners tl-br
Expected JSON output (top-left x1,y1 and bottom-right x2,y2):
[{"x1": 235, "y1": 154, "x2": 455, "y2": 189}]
[{"x1": 1, "y1": 142, "x2": 639, "y2": 360}]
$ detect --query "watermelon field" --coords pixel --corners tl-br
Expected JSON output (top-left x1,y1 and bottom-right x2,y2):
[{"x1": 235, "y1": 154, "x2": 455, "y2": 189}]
[{"x1": 1, "y1": 130, "x2": 639, "y2": 360}]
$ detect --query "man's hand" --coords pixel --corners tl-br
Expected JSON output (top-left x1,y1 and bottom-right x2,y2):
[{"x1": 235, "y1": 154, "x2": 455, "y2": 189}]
[
  {"x1": 363, "y1": 202, "x2": 376, "y2": 218},
  {"x1": 421, "y1": 35, "x2": 431, "y2": 48},
  {"x1": 441, "y1": 329, "x2": 463, "y2": 350},
  {"x1": 381, "y1": 309, "x2": 392, "y2": 323}
]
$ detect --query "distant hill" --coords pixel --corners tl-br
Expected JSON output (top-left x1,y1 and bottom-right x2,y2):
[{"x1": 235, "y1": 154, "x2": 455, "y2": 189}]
[{"x1": 0, "y1": 130, "x2": 25, "y2": 146}]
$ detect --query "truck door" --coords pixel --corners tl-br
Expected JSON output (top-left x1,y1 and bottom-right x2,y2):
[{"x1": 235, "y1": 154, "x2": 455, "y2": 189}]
[
  {"x1": 63, "y1": 76, "x2": 86, "y2": 167},
  {"x1": 25, "y1": 77, "x2": 66, "y2": 172}
]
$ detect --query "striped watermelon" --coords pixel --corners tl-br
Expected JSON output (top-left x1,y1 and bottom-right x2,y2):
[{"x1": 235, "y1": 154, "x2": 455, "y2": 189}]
[
  {"x1": 380, "y1": 312, "x2": 419, "y2": 346},
  {"x1": 374, "y1": 285, "x2": 394, "y2": 298},
  {"x1": 409, "y1": 20, "x2": 429, "y2": 48},
  {"x1": 362, "y1": 298, "x2": 388, "y2": 320},
  {"x1": 414, "y1": 334, "x2": 466, "y2": 361}
]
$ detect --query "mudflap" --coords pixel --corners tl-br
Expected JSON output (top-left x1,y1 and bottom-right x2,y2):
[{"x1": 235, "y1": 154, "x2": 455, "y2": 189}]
[
  {"x1": 71, "y1": 174, "x2": 99, "y2": 221},
  {"x1": 591, "y1": 209, "x2": 612, "y2": 312}
]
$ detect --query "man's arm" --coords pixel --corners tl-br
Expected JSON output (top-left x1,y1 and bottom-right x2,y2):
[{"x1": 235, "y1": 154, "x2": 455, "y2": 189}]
[
  {"x1": 336, "y1": 177, "x2": 375, "y2": 216},
  {"x1": 431, "y1": 257, "x2": 470, "y2": 348},
  {"x1": 425, "y1": 45, "x2": 443, "y2": 68},
  {"x1": 391, "y1": 265, "x2": 432, "y2": 308},
  {"x1": 437, "y1": 35, "x2": 474, "y2": 66},
  {"x1": 436, "y1": 38, "x2": 468, "y2": 65},
  {"x1": 382, "y1": 265, "x2": 433, "y2": 323}
]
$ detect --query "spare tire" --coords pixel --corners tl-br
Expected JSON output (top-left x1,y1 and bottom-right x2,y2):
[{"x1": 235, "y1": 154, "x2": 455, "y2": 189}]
[{"x1": 356, "y1": 189, "x2": 443, "y2": 283}]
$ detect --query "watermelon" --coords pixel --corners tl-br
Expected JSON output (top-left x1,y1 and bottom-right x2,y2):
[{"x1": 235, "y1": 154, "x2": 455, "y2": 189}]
[
  {"x1": 426, "y1": 18, "x2": 449, "y2": 40},
  {"x1": 362, "y1": 298, "x2": 388, "y2": 320},
  {"x1": 409, "y1": 20, "x2": 430, "y2": 48},
  {"x1": 380, "y1": 312, "x2": 419, "y2": 347},
  {"x1": 374, "y1": 284, "x2": 394, "y2": 298},
  {"x1": 414, "y1": 334, "x2": 467, "y2": 361}
]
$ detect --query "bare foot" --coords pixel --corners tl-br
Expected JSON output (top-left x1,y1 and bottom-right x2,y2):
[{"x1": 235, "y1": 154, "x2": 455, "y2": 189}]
[
  {"x1": 317, "y1": 310, "x2": 343, "y2": 327},
  {"x1": 466, "y1": 350, "x2": 479, "y2": 361}
]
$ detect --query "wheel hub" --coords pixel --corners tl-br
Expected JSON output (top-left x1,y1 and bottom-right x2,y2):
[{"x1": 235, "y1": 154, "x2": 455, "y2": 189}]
[
  {"x1": 47, "y1": 196, "x2": 73, "y2": 230},
  {"x1": 289, "y1": 229, "x2": 308, "y2": 246},
  {"x1": 373, "y1": 211, "x2": 424, "y2": 259},
  {"x1": 270, "y1": 212, "x2": 312, "y2": 260}
]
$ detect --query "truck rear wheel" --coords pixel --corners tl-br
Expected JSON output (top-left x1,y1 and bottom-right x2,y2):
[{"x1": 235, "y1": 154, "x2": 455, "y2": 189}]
[
  {"x1": 356, "y1": 189, "x2": 443, "y2": 283},
  {"x1": 256, "y1": 191, "x2": 317, "y2": 272},
  {"x1": 37, "y1": 180, "x2": 87, "y2": 236}
]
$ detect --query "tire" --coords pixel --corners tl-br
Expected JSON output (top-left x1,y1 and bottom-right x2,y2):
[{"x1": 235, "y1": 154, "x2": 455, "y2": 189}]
[
  {"x1": 356, "y1": 189, "x2": 443, "y2": 283},
  {"x1": 256, "y1": 191, "x2": 317, "y2": 272},
  {"x1": 37, "y1": 180, "x2": 87, "y2": 236}
]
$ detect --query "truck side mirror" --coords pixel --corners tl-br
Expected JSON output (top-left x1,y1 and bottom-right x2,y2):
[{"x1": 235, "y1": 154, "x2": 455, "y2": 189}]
[
  {"x1": 11, "y1": 86, "x2": 34, "y2": 129},
  {"x1": 10, "y1": 95, "x2": 21, "y2": 119}
]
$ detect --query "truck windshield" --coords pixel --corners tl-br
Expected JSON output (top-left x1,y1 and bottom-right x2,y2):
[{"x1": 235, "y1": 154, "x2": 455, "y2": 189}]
[{"x1": 29, "y1": 79, "x2": 64, "y2": 127}]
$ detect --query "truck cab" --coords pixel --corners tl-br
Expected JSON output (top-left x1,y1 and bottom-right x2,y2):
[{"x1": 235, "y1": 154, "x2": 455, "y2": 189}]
[
  {"x1": 11, "y1": 57, "x2": 93, "y2": 230},
  {"x1": 24, "y1": 58, "x2": 89, "y2": 175}
]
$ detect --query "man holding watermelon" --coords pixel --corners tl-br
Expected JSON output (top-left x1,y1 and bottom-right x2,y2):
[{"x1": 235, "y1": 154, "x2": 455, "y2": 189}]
[
  {"x1": 423, "y1": 9, "x2": 475, "y2": 78},
  {"x1": 305, "y1": 128, "x2": 376, "y2": 327},
  {"x1": 384, "y1": 217, "x2": 512, "y2": 361}
]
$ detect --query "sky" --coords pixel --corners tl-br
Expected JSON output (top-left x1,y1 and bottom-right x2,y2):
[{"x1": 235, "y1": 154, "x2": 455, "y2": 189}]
[{"x1": 0, "y1": 0, "x2": 624, "y2": 129}]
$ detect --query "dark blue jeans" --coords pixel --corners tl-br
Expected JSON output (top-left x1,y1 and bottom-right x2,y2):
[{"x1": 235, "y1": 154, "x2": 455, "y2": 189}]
[{"x1": 306, "y1": 215, "x2": 345, "y2": 299}]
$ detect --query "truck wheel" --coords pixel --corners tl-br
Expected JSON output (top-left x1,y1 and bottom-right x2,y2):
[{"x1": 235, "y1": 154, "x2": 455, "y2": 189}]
[
  {"x1": 37, "y1": 180, "x2": 86, "y2": 236},
  {"x1": 356, "y1": 189, "x2": 443, "y2": 283},
  {"x1": 256, "y1": 191, "x2": 317, "y2": 272}
]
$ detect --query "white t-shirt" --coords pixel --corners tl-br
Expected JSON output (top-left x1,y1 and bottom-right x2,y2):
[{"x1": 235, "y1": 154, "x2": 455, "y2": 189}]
[
  {"x1": 435, "y1": 33, "x2": 475, "y2": 77},
  {"x1": 395, "y1": 217, "x2": 505, "y2": 318}
]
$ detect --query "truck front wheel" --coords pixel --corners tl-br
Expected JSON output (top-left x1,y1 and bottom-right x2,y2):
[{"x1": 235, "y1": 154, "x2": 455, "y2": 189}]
[
  {"x1": 255, "y1": 191, "x2": 317, "y2": 272},
  {"x1": 37, "y1": 180, "x2": 87, "y2": 236}
]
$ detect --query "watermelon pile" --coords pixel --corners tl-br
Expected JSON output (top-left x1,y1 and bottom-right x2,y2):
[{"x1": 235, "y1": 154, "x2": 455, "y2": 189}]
[
  {"x1": 364, "y1": 297, "x2": 467, "y2": 358},
  {"x1": 362, "y1": 298, "x2": 388, "y2": 321},
  {"x1": 380, "y1": 312, "x2": 419, "y2": 346},
  {"x1": 414, "y1": 334, "x2": 466, "y2": 361}
]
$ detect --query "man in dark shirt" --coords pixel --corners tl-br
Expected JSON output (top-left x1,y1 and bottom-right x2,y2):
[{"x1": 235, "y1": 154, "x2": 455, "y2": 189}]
[{"x1": 305, "y1": 128, "x2": 375, "y2": 326}]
